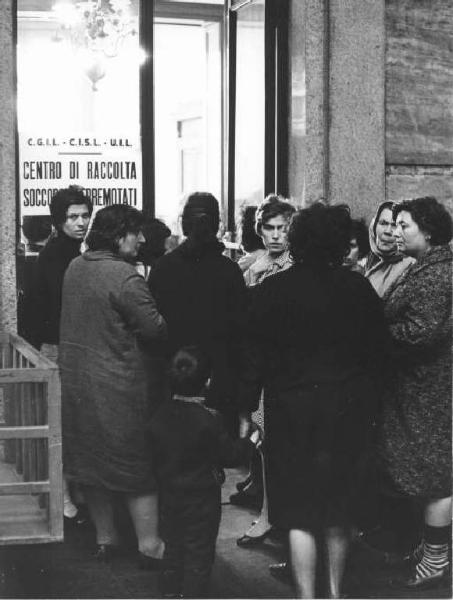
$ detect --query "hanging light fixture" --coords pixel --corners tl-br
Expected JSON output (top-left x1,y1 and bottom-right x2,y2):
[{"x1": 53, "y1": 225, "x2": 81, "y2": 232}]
[{"x1": 52, "y1": 0, "x2": 138, "y2": 90}]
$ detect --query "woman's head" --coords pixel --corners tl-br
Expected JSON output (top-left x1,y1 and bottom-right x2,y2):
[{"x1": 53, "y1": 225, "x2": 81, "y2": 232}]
[
  {"x1": 181, "y1": 192, "x2": 220, "y2": 244},
  {"x1": 344, "y1": 219, "x2": 370, "y2": 269},
  {"x1": 86, "y1": 204, "x2": 145, "y2": 260},
  {"x1": 50, "y1": 186, "x2": 93, "y2": 240},
  {"x1": 255, "y1": 194, "x2": 295, "y2": 257},
  {"x1": 138, "y1": 217, "x2": 171, "y2": 266},
  {"x1": 289, "y1": 203, "x2": 352, "y2": 267},
  {"x1": 393, "y1": 196, "x2": 453, "y2": 258},
  {"x1": 371, "y1": 201, "x2": 397, "y2": 255},
  {"x1": 169, "y1": 346, "x2": 211, "y2": 397},
  {"x1": 239, "y1": 205, "x2": 265, "y2": 253}
]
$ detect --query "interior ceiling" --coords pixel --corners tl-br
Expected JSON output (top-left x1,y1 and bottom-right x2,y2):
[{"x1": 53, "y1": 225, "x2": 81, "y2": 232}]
[
  {"x1": 19, "y1": 0, "x2": 222, "y2": 11},
  {"x1": 19, "y1": 0, "x2": 139, "y2": 10}
]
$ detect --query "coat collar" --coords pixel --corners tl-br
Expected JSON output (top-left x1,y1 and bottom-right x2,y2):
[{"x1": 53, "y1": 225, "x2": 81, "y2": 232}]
[
  {"x1": 383, "y1": 244, "x2": 452, "y2": 300},
  {"x1": 82, "y1": 249, "x2": 126, "y2": 262}
]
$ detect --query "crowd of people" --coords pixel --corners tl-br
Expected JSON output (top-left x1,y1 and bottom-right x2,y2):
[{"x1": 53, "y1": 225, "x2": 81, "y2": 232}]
[{"x1": 20, "y1": 186, "x2": 452, "y2": 599}]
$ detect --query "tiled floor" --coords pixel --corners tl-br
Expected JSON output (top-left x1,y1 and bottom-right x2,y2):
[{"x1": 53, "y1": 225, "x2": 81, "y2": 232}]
[{"x1": 0, "y1": 468, "x2": 450, "y2": 599}]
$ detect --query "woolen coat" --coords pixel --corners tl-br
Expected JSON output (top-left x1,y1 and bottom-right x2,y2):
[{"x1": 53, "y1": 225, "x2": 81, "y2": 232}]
[
  {"x1": 59, "y1": 250, "x2": 167, "y2": 493},
  {"x1": 148, "y1": 240, "x2": 247, "y2": 427},
  {"x1": 379, "y1": 245, "x2": 452, "y2": 498}
]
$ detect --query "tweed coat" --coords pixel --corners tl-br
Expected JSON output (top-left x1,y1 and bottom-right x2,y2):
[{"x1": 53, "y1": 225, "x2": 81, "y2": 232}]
[
  {"x1": 59, "y1": 250, "x2": 167, "y2": 493},
  {"x1": 379, "y1": 245, "x2": 452, "y2": 497}
]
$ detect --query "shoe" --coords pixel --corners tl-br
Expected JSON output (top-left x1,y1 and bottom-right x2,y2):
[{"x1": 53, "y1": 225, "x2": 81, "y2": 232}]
[
  {"x1": 237, "y1": 525, "x2": 272, "y2": 547},
  {"x1": 269, "y1": 561, "x2": 291, "y2": 585},
  {"x1": 64, "y1": 512, "x2": 88, "y2": 528},
  {"x1": 138, "y1": 552, "x2": 166, "y2": 571},
  {"x1": 229, "y1": 491, "x2": 262, "y2": 510},
  {"x1": 236, "y1": 475, "x2": 252, "y2": 493},
  {"x1": 400, "y1": 566, "x2": 450, "y2": 589},
  {"x1": 93, "y1": 544, "x2": 121, "y2": 562}
]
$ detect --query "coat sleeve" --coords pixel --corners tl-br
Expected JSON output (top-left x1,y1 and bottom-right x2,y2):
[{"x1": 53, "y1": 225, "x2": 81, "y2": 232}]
[
  {"x1": 117, "y1": 272, "x2": 167, "y2": 342},
  {"x1": 388, "y1": 263, "x2": 451, "y2": 352}
]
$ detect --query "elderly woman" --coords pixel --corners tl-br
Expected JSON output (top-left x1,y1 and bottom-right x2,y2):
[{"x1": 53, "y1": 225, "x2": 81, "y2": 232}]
[
  {"x1": 379, "y1": 196, "x2": 452, "y2": 588},
  {"x1": 240, "y1": 203, "x2": 387, "y2": 598},
  {"x1": 365, "y1": 201, "x2": 414, "y2": 297},
  {"x1": 59, "y1": 205, "x2": 167, "y2": 565}
]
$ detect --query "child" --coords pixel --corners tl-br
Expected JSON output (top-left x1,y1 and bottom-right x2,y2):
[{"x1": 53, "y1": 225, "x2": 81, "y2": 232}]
[{"x1": 148, "y1": 346, "x2": 261, "y2": 599}]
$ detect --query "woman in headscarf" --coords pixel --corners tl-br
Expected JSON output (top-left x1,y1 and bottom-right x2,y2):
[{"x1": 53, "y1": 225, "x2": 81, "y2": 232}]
[{"x1": 365, "y1": 201, "x2": 414, "y2": 297}]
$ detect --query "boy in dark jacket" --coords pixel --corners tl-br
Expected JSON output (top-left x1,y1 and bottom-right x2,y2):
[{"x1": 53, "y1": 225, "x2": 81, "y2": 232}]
[{"x1": 148, "y1": 346, "x2": 261, "y2": 599}]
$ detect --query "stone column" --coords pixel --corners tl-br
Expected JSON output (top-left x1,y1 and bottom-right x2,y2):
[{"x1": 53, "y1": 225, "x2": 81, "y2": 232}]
[
  {"x1": 288, "y1": 0, "x2": 329, "y2": 206},
  {"x1": 0, "y1": 0, "x2": 17, "y2": 332},
  {"x1": 328, "y1": 0, "x2": 386, "y2": 218}
]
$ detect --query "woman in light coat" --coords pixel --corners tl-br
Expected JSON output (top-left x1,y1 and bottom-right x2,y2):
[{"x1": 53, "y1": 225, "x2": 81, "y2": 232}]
[{"x1": 60, "y1": 205, "x2": 167, "y2": 566}]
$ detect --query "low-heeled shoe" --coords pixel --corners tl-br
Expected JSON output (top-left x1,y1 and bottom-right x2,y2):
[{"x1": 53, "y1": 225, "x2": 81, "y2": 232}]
[
  {"x1": 237, "y1": 529, "x2": 271, "y2": 547},
  {"x1": 402, "y1": 566, "x2": 450, "y2": 590}
]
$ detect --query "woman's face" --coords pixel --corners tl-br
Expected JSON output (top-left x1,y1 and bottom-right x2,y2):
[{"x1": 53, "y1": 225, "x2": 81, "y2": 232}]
[
  {"x1": 118, "y1": 231, "x2": 145, "y2": 260},
  {"x1": 375, "y1": 207, "x2": 397, "y2": 253},
  {"x1": 343, "y1": 237, "x2": 359, "y2": 269},
  {"x1": 394, "y1": 210, "x2": 430, "y2": 258}
]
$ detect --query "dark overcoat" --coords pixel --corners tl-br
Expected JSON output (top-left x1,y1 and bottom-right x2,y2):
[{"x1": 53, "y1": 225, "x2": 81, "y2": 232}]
[
  {"x1": 59, "y1": 250, "x2": 167, "y2": 493},
  {"x1": 148, "y1": 240, "x2": 247, "y2": 425},
  {"x1": 379, "y1": 245, "x2": 452, "y2": 497},
  {"x1": 240, "y1": 263, "x2": 388, "y2": 530},
  {"x1": 33, "y1": 232, "x2": 82, "y2": 346}
]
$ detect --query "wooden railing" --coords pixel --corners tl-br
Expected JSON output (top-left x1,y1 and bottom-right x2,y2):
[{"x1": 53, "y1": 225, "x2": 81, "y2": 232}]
[{"x1": 0, "y1": 332, "x2": 63, "y2": 544}]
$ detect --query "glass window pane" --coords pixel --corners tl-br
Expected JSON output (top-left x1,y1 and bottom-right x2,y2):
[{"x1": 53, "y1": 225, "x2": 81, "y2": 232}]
[
  {"x1": 234, "y1": 0, "x2": 265, "y2": 208},
  {"x1": 154, "y1": 20, "x2": 222, "y2": 233}
]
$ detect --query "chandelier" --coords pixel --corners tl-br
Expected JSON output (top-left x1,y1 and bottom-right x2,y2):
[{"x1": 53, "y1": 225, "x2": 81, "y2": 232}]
[{"x1": 52, "y1": 0, "x2": 138, "y2": 90}]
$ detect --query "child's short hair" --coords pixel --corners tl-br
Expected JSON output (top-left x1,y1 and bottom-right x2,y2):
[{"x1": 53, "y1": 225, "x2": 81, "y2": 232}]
[{"x1": 169, "y1": 346, "x2": 211, "y2": 396}]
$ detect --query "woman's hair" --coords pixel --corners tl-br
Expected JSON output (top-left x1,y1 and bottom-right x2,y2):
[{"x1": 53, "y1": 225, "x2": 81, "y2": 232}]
[
  {"x1": 239, "y1": 206, "x2": 265, "y2": 253},
  {"x1": 169, "y1": 346, "x2": 211, "y2": 396},
  {"x1": 22, "y1": 215, "x2": 52, "y2": 244},
  {"x1": 393, "y1": 196, "x2": 453, "y2": 246},
  {"x1": 351, "y1": 218, "x2": 370, "y2": 258},
  {"x1": 255, "y1": 194, "x2": 295, "y2": 235},
  {"x1": 289, "y1": 202, "x2": 352, "y2": 266},
  {"x1": 372, "y1": 201, "x2": 395, "y2": 238},
  {"x1": 49, "y1": 185, "x2": 93, "y2": 230},
  {"x1": 86, "y1": 205, "x2": 144, "y2": 253},
  {"x1": 138, "y1": 217, "x2": 171, "y2": 266},
  {"x1": 181, "y1": 192, "x2": 220, "y2": 245}
]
